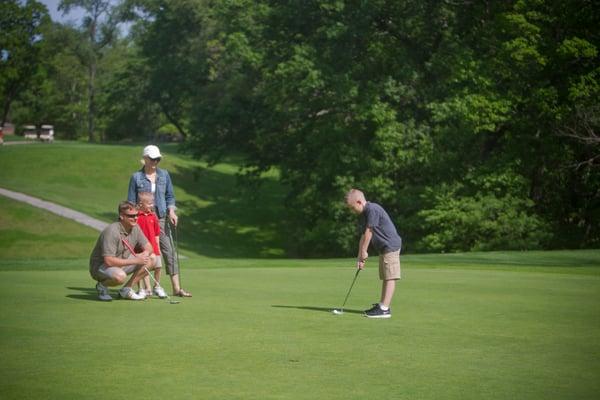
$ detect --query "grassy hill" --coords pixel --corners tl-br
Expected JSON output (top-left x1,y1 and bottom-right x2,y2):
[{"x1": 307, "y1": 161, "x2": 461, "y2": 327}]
[{"x1": 0, "y1": 142, "x2": 288, "y2": 258}]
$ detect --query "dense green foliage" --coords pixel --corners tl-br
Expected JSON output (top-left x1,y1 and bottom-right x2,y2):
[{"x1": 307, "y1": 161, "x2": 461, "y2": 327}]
[
  {"x1": 2, "y1": 0, "x2": 599, "y2": 255},
  {"x1": 0, "y1": 0, "x2": 49, "y2": 125}
]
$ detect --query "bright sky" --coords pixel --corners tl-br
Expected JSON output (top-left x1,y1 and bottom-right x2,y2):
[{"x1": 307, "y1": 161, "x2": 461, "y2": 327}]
[
  {"x1": 38, "y1": 0, "x2": 86, "y2": 25},
  {"x1": 37, "y1": 0, "x2": 131, "y2": 35}
]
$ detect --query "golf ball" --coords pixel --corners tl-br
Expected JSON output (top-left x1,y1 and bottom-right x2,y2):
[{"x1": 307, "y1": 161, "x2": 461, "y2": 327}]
[{"x1": 332, "y1": 309, "x2": 342, "y2": 315}]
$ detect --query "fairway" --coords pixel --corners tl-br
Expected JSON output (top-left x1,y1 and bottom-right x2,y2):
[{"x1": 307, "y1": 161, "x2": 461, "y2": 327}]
[
  {"x1": 1, "y1": 143, "x2": 599, "y2": 398},
  {"x1": 1, "y1": 260, "x2": 599, "y2": 400}
]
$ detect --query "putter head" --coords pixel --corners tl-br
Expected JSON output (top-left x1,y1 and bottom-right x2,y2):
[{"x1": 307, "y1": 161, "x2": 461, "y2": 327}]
[{"x1": 169, "y1": 300, "x2": 180, "y2": 304}]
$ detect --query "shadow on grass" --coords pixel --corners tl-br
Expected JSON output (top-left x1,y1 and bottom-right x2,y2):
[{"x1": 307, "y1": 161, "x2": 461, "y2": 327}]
[
  {"x1": 66, "y1": 286, "x2": 100, "y2": 301},
  {"x1": 272, "y1": 305, "x2": 364, "y2": 315},
  {"x1": 170, "y1": 164, "x2": 291, "y2": 258}
]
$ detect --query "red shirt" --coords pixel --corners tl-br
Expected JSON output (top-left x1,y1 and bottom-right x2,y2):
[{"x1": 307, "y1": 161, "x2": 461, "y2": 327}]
[{"x1": 137, "y1": 210, "x2": 160, "y2": 255}]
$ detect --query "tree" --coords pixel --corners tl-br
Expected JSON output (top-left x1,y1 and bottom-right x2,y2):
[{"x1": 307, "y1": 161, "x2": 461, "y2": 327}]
[
  {"x1": 98, "y1": 40, "x2": 161, "y2": 141},
  {"x1": 58, "y1": 0, "x2": 120, "y2": 142},
  {"x1": 11, "y1": 21, "x2": 88, "y2": 138},
  {"x1": 120, "y1": 0, "x2": 214, "y2": 140},
  {"x1": 0, "y1": 0, "x2": 49, "y2": 126},
  {"x1": 111, "y1": 0, "x2": 600, "y2": 255},
  {"x1": 185, "y1": 0, "x2": 600, "y2": 255},
  {"x1": 559, "y1": 106, "x2": 600, "y2": 169}
]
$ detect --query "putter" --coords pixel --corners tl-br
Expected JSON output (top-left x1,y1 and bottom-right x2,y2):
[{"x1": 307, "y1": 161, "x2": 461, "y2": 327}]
[
  {"x1": 143, "y1": 266, "x2": 180, "y2": 304},
  {"x1": 170, "y1": 222, "x2": 182, "y2": 279},
  {"x1": 121, "y1": 238, "x2": 180, "y2": 304},
  {"x1": 168, "y1": 221, "x2": 189, "y2": 297},
  {"x1": 332, "y1": 268, "x2": 361, "y2": 315}
]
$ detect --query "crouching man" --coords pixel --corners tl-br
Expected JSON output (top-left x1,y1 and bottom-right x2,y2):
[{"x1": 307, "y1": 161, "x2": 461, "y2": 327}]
[{"x1": 90, "y1": 201, "x2": 157, "y2": 301}]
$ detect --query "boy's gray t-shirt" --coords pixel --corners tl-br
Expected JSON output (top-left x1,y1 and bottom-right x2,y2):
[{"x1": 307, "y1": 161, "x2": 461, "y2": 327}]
[{"x1": 359, "y1": 202, "x2": 402, "y2": 254}]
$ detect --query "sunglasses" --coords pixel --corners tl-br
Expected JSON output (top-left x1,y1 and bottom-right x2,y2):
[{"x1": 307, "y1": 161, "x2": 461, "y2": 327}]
[
  {"x1": 124, "y1": 213, "x2": 138, "y2": 219},
  {"x1": 149, "y1": 157, "x2": 161, "y2": 162}
]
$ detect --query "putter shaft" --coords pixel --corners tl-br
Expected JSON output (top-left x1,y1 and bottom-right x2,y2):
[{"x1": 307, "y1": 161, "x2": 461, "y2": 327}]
[
  {"x1": 143, "y1": 266, "x2": 178, "y2": 303},
  {"x1": 121, "y1": 238, "x2": 179, "y2": 303},
  {"x1": 339, "y1": 268, "x2": 361, "y2": 310}
]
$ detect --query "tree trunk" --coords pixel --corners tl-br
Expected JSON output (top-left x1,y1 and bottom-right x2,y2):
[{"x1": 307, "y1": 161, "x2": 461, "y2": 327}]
[
  {"x1": 160, "y1": 103, "x2": 188, "y2": 138},
  {"x1": 87, "y1": 62, "x2": 96, "y2": 142}
]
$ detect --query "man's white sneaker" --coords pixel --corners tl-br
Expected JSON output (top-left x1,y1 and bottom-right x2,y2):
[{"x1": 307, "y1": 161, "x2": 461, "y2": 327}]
[
  {"x1": 153, "y1": 286, "x2": 168, "y2": 299},
  {"x1": 96, "y1": 282, "x2": 113, "y2": 301},
  {"x1": 136, "y1": 289, "x2": 147, "y2": 299},
  {"x1": 119, "y1": 287, "x2": 145, "y2": 300}
]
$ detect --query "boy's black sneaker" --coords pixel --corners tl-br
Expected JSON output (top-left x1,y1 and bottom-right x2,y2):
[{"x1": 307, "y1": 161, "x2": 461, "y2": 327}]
[
  {"x1": 364, "y1": 303, "x2": 391, "y2": 319},
  {"x1": 364, "y1": 303, "x2": 379, "y2": 313}
]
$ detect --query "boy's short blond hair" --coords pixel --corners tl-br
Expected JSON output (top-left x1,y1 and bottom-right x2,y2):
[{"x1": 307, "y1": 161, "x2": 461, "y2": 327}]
[
  {"x1": 345, "y1": 188, "x2": 366, "y2": 203},
  {"x1": 138, "y1": 192, "x2": 154, "y2": 205}
]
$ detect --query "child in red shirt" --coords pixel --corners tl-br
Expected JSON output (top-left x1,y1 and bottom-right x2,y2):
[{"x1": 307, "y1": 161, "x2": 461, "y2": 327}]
[{"x1": 136, "y1": 192, "x2": 168, "y2": 298}]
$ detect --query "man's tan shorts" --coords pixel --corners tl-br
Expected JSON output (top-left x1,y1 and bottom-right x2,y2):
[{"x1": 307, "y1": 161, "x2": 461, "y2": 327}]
[
  {"x1": 379, "y1": 250, "x2": 401, "y2": 280},
  {"x1": 91, "y1": 264, "x2": 137, "y2": 282},
  {"x1": 90, "y1": 254, "x2": 157, "y2": 282}
]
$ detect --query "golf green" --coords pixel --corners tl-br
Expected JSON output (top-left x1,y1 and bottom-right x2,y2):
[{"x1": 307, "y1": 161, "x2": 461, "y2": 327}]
[{"x1": 1, "y1": 262, "x2": 598, "y2": 399}]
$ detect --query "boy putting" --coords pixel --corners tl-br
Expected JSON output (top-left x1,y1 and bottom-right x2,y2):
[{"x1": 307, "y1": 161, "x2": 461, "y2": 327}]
[{"x1": 345, "y1": 189, "x2": 402, "y2": 318}]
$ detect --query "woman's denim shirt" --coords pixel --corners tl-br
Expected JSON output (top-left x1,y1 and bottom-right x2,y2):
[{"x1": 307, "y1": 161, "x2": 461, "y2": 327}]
[{"x1": 127, "y1": 168, "x2": 176, "y2": 218}]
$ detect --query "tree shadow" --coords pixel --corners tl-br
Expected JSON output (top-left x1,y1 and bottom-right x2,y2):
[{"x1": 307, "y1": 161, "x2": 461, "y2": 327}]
[
  {"x1": 169, "y1": 164, "x2": 292, "y2": 258},
  {"x1": 272, "y1": 305, "x2": 364, "y2": 315}
]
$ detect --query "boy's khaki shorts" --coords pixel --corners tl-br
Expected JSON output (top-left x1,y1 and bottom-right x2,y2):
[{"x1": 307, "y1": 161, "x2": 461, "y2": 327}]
[{"x1": 379, "y1": 250, "x2": 401, "y2": 280}]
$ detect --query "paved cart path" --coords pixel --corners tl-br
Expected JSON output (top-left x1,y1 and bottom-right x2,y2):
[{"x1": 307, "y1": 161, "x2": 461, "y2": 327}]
[{"x1": 0, "y1": 187, "x2": 108, "y2": 231}]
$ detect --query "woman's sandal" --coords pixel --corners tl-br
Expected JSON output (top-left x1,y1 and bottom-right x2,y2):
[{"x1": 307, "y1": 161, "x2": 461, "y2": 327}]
[{"x1": 174, "y1": 289, "x2": 192, "y2": 297}]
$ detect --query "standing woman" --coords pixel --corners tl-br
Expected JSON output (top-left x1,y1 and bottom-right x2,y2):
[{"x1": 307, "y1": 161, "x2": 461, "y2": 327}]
[{"x1": 127, "y1": 145, "x2": 192, "y2": 297}]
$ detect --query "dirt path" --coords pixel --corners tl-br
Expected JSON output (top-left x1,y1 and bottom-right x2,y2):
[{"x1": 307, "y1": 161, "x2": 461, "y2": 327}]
[{"x1": 0, "y1": 187, "x2": 108, "y2": 231}]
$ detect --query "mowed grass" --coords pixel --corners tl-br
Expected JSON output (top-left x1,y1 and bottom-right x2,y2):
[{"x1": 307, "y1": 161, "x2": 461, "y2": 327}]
[
  {"x1": 0, "y1": 196, "x2": 99, "y2": 259},
  {"x1": 0, "y1": 201, "x2": 599, "y2": 399},
  {"x1": 1, "y1": 142, "x2": 600, "y2": 399},
  {"x1": 0, "y1": 260, "x2": 599, "y2": 400}
]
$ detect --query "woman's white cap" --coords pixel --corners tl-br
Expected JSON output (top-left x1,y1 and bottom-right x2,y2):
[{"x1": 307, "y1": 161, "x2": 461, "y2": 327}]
[{"x1": 143, "y1": 145, "x2": 162, "y2": 158}]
